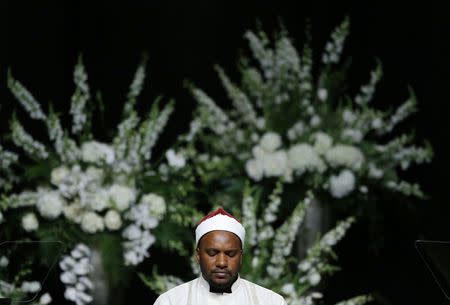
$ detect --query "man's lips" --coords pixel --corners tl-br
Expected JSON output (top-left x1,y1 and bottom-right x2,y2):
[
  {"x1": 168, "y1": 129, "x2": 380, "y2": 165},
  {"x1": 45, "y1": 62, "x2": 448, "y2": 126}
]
[{"x1": 212, "y1": 271, "x2": 231, "y2": 277}]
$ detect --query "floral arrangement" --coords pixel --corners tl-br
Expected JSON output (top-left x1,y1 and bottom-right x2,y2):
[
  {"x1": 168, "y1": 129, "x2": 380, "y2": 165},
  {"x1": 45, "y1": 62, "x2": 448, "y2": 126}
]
[
  {"x1": 184, "y1": 17, "x2": 432, "y2": 211},
  {"x1": 143, "y1": 182, "x2": 373, "y2": 305},
  {"x1": 0, "y1": 56, "x2": 200, "y2": 305}
]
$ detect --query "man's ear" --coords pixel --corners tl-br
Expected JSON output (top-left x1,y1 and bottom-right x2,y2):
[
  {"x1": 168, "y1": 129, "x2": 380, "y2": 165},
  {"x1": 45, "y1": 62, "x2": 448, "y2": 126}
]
[{"x1": 195, "y1": 248, "x2": 200, "y2": 265}]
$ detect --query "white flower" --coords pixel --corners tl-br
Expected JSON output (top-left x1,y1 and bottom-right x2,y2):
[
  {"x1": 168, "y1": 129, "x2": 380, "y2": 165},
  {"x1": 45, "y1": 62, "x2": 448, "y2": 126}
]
[
  {"x1": 124, "y1": 251, "x2": 139, "y2": 266},
  {"x1": 37, "y1": 191, "x2": 65, "y2": 219},
  {"x1": 262, "y1": 151, "x2": 288, "y2": 177},
  {"x1": 85, "y1": 166, "x2": 104, "y2": 184},
  {"x1": 329, "y1": 170, "x2": 356, "y2": 198},
  {"x1": 108, "y1": 184, "x2": 136, "y2": 211},
  {"x1": 165, "y1": 149, "x2": 186, "y2": 169},
  {"x1": 87, "y1": 188, "x2": 109, "y2": 212},
  {"x1": 252, "y1": 145, "x2": 266, "y2": 159},
  {"x1": 122, "y1": 225, "x2": 142, "y2": 240},
  {"x1": 281, "y1": 283, "x2": 296, "y2": 296},
  {"x1": 299, "y1": 261, "x2": 311, "y2": 271},
  {"x1": 39, "y1": 292, "x2": 52, "y2": 305},
  {"x1": 22, "y1": 213, "x2": 39, "y2": 232},
  {"x1": 64, "y1": 287, "x2": 77, "y2": 301},
  {"x1": 325, "y1": 145, "x2": 364, "y2": 171},
  {"x1": 73, "y1": 258, "x2": 91, "y2": 275},
  {"x1": 80, "y1": 212, "x2": 104, "y2": 233},
  {"x1": 312, "y1": 132, "x2": 333, "y2": 154},
  {"x1": 140, "y1": 193, "x2": 166, "y2": 219},
  {"x1": 21, "y1": 281, "x2": 41, "y2": 293},
  {"x1": 288, "y1": 144, "x2": 326, "y2": 174},
  {"x1": 310, "y1": 115, "x2": 321, "y2": 127},
  {"x1": 252, "y1": 257, "x2": 259, "y2": 268},
  {"x1": 50, "y1": 166, "x2": 69, "y2": 185},
  {"x1": 372, "y1": 117, "x2": 383, "y2": 129},
  {"x1": 104, "y1": 210, "x2": 122, "y2": 230},
  {"x1": 342, "y1": 109, "x2": 356, "y2": 124},
  {"x1": 341, "y1": 128, "x2": 363, "y2": 143},
  {"x1": 368, "y1": 163, "x2": 383, "y2": 178},
  {"x1": 260, "y1": 132, "x2": 282, "y2": 153},
  {"x1": 256, "y1": 117, "x2": 266, "y2": 130},
  {"x1": 60, "y1": 271, "x2": 77, "y2": 284},
  {"x1": 317, "y1": 88, "x2": 328, "y2": 101},
  {"x1": 245, "y1": 159, "x2": 264, "y2": 181},
  {"x1": 63, "y1": 203, "x2": 83, "y2": 223},
  {"x1": 0, "y1": 256, "x2": 9, "y2": 267},
  {"x1": 308, "y1": 273, "x2": 321, "y2": 286},
  {"x1": 81, "y1": 141, "x2": 115, "y2": 164},
  {"x1": 359, "y1": 185, "x2": 368, "y2": 193},
  {"x1": 287, "y1": 121, "x2": 304, "y2": 141}
]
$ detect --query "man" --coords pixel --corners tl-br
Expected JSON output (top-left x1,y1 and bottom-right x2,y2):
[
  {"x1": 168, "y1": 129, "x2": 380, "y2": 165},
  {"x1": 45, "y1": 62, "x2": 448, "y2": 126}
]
[{"x1": 153, "y1": 207, "x2": 287, "y2": 305}]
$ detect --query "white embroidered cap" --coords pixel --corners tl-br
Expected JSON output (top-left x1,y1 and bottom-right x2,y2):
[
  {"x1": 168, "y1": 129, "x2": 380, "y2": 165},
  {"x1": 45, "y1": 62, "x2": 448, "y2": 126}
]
[{"x1": 195, "y1": 207, "x2": 246, "y2": 248}]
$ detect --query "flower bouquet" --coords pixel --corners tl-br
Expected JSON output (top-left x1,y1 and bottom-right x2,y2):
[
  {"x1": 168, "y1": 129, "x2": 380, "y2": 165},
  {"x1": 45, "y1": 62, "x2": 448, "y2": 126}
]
[{"x1": 0, "y1": 56, "x2": 201, "y2": 304}]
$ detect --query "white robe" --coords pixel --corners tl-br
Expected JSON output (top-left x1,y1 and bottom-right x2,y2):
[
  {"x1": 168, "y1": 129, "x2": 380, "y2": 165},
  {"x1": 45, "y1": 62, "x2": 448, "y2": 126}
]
[{"x1": 153, "y1": 275, "x2": 287, "y2": 305}]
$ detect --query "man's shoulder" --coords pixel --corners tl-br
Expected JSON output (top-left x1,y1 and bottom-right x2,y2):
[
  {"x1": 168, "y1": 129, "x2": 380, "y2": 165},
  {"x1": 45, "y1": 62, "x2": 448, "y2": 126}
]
[
  {"x1": 239, "y1": 278, "x2": 286, "y2": 302},
  {"x1": 154, "y1": 278, "x2": 196, "y2": 304},
  {"x1": 160, "y1": 278, "x2": 196, "y2": 296}
]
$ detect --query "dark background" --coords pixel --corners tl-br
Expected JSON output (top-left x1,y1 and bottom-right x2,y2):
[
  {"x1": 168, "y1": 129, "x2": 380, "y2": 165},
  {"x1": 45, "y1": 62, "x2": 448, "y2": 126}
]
[{"x1": 1, "y1": 1, "x2": 450, "y2": 304}]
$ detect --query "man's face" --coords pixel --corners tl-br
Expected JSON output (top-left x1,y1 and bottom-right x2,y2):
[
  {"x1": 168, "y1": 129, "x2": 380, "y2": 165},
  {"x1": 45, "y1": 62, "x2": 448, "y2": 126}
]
[{"x1": 196, "y1": 230, "x2": 243, "y2": 291}]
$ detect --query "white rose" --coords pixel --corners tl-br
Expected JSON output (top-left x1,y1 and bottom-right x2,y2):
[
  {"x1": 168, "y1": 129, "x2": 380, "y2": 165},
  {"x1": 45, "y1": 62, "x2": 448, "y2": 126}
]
[
  {"x1": 81, "y1": 141, "x2": 115, "y2": 164},
  {"x1": 108, "y1": 184, "x2": 136, "y2": 211},
  {"x1": 140, "y1": 194, "x2": 166, "y2": 219},
  {"x1": 37, "y1": 191, "x2": 65, "y2": 219},
  {"x1": 288, "y1": 144, "x2": 326, "y2": 174},
  {"x1": 263, "y1": 151, "x2": 288, "y2": 177},
  {"x1": 63, "y1": 203, "x2": 83, "y2": 223},
  {"x1": 165, "y1": 149, "x2": 186, "y2": 169},
  {"x1": 22, "y1": 213, "x2": 39, "y2": 232},
  {"x1": 312, "y1": 132, "x2": 333, "y2": 154},
  {"x1": 104, "y1": 210, "x2": 122, "y2": 231},
  {"x1": 245, "y1": 159, "x2": 264, "y2": 181},
  {"x1": 87, "y1": 188, "x2": 109, "y2": 212},
  {"x1": 80, "y1": 212, "x2": 104, "y2": 233},
  {"x1": 260, "y1": 132, "x2": 282, "y2": 153},
  {"x1": 252, "y1": 145, "x2": 266, "y2": 159},
  {"x1": 325, "y1": 145, "x2": 364, "y2": 171},
  {"x1": 329, "y1": 170, "x2": 356, "y2": 198},
  {"x1": 50, "y1": 166, "x2": 69, "y2": 185}
]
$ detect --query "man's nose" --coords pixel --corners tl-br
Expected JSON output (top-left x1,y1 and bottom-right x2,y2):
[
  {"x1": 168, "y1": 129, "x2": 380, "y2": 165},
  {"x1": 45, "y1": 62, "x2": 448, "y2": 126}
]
[{"x1": 216, "y1": 253, "x2": 228, "y2": 268}]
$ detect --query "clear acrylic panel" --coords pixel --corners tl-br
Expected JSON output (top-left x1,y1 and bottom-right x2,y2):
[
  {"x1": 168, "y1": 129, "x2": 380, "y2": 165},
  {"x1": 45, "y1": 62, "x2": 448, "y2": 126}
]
[
  {"x1": 0, "y1": 241, "x2": 64, "y2": 304},
  {"x1": 415, "y1": 240, "x2": 450, "y2": 300}
]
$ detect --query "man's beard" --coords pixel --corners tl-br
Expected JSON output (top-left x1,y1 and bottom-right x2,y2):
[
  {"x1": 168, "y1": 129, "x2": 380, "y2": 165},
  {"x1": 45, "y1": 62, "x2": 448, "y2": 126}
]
[{"x1": 200, "y1": 263, "x2": 240, "y2": 293}]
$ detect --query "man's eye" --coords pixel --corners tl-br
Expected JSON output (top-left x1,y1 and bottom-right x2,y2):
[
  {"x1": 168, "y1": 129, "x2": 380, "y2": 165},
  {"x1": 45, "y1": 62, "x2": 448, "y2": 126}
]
[
  {"x1": 207, "y1": 251, "x2": 217, "y2": 256},
  {"x1": 227, "y1": 251, "x2": 238, "y2": 257}
]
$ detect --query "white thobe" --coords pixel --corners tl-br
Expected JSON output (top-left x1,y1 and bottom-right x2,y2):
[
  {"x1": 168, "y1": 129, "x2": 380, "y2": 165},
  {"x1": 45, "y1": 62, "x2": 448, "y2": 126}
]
[{"x1": 153, "y1": 275, "x2": 287, "y2": 305}]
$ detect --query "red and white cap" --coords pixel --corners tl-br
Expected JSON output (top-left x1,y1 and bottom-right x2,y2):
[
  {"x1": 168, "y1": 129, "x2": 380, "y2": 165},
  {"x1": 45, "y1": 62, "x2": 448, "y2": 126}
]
[{"x1": 195, "y1": 207, "x2": 246, "y2": 248}]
